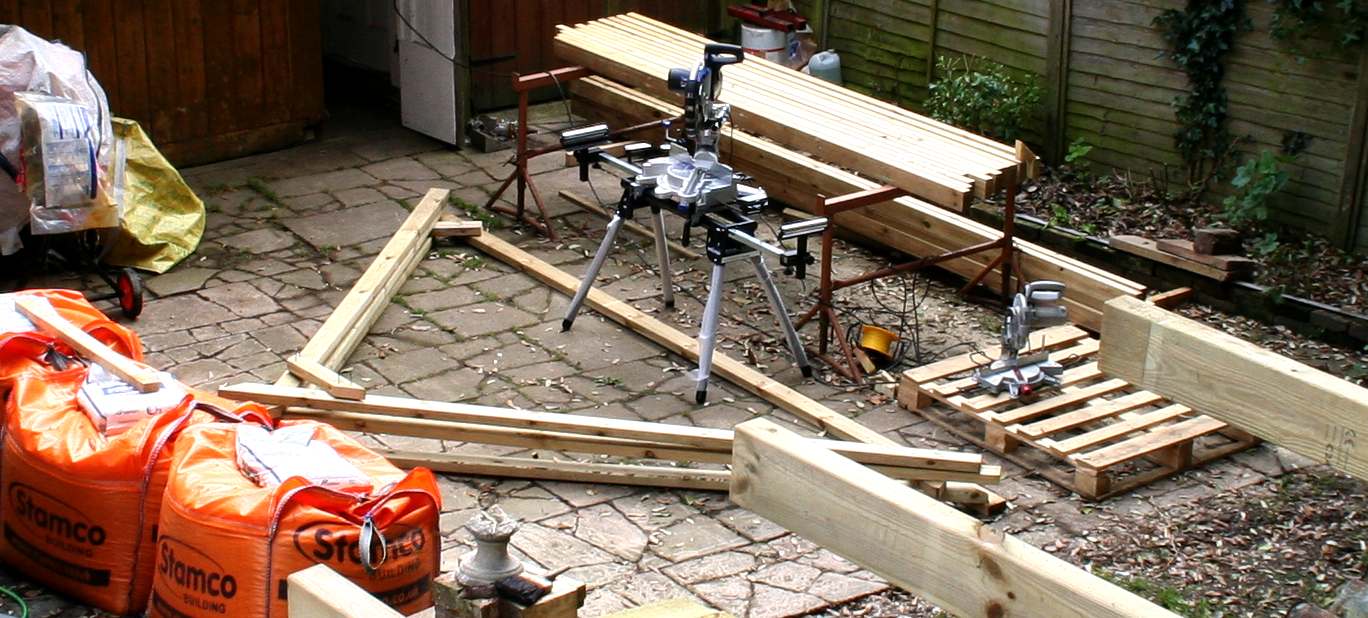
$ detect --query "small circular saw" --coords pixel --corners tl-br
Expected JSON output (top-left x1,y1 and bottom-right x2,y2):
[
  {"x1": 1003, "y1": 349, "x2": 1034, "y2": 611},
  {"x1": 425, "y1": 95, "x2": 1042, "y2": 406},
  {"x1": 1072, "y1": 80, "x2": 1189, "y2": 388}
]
[{"x1": 974, "y1": 281, "x2": 1069, "y2": 398}]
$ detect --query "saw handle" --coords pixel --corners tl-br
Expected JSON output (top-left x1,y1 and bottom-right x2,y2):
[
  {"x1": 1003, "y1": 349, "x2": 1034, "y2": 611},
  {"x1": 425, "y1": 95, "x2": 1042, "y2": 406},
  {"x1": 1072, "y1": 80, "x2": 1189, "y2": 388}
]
[{"x1": 704, "y1": 44, "x2": 744, "y2": 73}]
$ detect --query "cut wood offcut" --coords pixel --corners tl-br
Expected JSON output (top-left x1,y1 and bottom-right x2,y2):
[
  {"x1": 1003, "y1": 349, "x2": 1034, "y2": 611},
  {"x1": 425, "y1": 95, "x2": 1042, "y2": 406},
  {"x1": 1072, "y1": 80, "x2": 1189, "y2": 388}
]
[{"x1": 16, "y1": 296, "x2": 161, "y2": 392}]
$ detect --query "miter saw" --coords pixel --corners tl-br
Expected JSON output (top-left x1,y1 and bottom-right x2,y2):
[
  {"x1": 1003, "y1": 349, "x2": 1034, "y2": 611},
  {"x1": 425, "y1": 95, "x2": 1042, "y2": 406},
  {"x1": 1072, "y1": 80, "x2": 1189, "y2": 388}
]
[
  {"x1": 561, "y1": 44, "x2": 827, "y2": 403},
  {"x1": 973, "y1": 281, "x2": 1069, "y2": 398}
]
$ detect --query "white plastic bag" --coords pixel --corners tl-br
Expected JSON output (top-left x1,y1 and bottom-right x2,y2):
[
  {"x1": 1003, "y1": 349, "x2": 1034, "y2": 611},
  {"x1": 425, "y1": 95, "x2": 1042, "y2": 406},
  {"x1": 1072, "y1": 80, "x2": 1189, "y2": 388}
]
[{"x1": 0, "y1": 25, "x2": 115, "y2": 253}]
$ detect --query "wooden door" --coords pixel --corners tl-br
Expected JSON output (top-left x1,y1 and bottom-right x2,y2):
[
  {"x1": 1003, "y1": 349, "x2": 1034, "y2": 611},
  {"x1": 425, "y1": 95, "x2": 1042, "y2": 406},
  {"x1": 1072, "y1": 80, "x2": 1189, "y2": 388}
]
[{"x1": 466, "y1": 0, "x2": 724, "y2": 110}]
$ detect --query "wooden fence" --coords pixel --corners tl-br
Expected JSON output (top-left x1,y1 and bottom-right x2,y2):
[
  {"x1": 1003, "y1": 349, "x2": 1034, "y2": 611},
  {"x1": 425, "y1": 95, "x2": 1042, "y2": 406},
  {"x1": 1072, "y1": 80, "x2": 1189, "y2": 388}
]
[{"x1": 794, "y1": 0, "x2": 1368, "y2": 252}]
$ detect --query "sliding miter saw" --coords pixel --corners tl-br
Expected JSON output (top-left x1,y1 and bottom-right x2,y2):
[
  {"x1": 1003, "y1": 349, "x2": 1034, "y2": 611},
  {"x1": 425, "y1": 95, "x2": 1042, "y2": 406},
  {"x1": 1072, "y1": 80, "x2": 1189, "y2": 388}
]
[
  {"x1": 974, "y1": 281, "x2": 1069, "y2": 398},
  {"x1": 638, "y1": 44, "x2": 759, "y2": 227}
]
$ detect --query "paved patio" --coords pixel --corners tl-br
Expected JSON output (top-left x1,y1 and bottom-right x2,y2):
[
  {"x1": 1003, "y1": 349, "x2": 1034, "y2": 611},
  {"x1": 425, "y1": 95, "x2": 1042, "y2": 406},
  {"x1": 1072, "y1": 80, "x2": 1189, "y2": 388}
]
[{"x1": 15, "y1": 105, "x2": 1319, "y2": 617}]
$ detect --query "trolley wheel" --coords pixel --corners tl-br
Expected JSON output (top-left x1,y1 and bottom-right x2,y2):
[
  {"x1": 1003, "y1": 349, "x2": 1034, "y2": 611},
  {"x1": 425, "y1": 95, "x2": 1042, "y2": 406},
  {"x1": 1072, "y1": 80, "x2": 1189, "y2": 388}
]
[{"x1": 116, "y1": 268, "x2": 144, "y2": 319}]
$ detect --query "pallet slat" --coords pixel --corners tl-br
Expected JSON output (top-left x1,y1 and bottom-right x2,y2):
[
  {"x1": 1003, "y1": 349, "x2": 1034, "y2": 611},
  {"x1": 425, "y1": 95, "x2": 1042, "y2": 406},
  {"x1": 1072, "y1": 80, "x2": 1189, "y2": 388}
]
[
  {"x1": 1041, "y1": 404, "x2": 1193, "y2": 456},
  {"x1": 1014, "y1": 390, "x2": 1165, "y2": 439},
  {"x1": 1074, "y1": 416, "x2": 1229, "y2": 470}
]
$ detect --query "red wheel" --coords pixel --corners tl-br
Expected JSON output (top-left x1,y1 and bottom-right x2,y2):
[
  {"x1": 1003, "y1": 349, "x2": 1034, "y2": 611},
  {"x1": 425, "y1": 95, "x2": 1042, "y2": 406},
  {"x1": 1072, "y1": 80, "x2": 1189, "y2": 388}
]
[{"x1": 116, "y1": 268, "x2": 144, "y2": 318}]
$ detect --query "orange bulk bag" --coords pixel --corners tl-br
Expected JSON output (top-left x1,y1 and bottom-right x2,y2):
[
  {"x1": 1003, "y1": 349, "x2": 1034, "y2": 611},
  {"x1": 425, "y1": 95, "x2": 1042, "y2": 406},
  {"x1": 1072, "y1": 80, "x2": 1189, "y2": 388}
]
[
  {"x1": 149, "y1": 421, "x2": 441, "y2": 618},
  {"x1": 0, "y1": 289, "x2": 142, "y2": 399},
  {"x1": 0, "y1": 368, "x2": 263, "y2": 615}
]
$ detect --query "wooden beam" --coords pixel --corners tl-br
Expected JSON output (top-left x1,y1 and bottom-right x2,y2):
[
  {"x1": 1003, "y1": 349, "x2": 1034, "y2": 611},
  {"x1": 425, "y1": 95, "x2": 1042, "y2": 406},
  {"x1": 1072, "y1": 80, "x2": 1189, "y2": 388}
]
[
  {"x1": 729, "y1": 419, "x2": 1177, "y2": 618},
  {"x1": 287, "y1": 564, "x2": 404, "y2": 618},
  {"x1": 432, "y1": 218, "x2": 484, "y2": 238},
  {"x1": 276, "y1": 187, "x2": 448, "y2": 388},
  {"x1": 287, "y1": 355, "x2": 366, "y2": 400},
  {"x1": 460, "y1": 229, "x2": 1007, "y2": 511},
  {"x1": 1099, "y1": 296, "x2": 1368, "y2": 481},
  {"x1": 15, "y1": 296, "x2": 161, "y2": 392},
  {"x1": 558, "y1": 190, "x2": 702, "y2": 260},
  {"x1": 381, "y1": 449, "x2": 732, "y2": 491},
  {"x1": 1146, "y1": 287, "x2": 1193, "y2": 309},
  {"x1": 221, "y1": 383, "x2": 995, "y2": 477}
]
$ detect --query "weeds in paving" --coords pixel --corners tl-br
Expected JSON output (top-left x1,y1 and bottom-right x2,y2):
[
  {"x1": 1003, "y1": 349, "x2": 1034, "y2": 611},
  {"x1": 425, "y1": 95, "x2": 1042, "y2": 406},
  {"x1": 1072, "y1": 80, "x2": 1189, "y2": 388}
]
[
  {"x1": 462, "y1": 255, "x2": 487, "y2": 270},
  {"x1": 392, "y1": 297, "x2": 427, "y2": 318},
  {"x1": 592, "y1": 375, "x2": 625, "y2": 388},
  {"x1": 1098, "y1": 572, "x2": 1215, "y2": 617},
  {"x1": 245, "y1": 177, "x2": 284, "y2": 207},
  {"x1": 449, "y1": 195, "x2": 503, "y2": 230}
]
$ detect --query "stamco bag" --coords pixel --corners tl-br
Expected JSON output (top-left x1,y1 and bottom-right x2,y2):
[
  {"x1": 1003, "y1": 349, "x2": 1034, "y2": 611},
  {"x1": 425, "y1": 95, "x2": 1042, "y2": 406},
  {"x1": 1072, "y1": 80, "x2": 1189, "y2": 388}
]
[
  {"x1": 0, "y1": 289, "x2": 142, "y2": 399},
  {"x1": 149, "y1": 421, "x2": 441, "y2": 618},
  {"x1": 0, "y1": 368, "x2": 262, "y2": 615}
]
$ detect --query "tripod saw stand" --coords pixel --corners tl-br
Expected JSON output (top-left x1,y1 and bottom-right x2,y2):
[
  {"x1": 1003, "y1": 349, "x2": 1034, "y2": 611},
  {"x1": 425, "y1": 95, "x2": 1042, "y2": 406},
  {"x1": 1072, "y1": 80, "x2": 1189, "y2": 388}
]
[{"x1": 795, "y1": 180, "x2": 1025, "y2": 383}]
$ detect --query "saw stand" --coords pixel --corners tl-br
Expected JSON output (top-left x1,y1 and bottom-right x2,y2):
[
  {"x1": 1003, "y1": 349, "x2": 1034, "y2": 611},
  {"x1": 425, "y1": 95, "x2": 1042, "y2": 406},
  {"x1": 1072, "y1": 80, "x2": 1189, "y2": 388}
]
[
  {"x1": 795, "y1": 180, "x2": 1025, "y2": 383},
  {"x1": 482, "y1": 66, "x2": 666, "y2": 241},
  {"x1": 560, "y1": 162, "x2": 822, "y2": 404}
]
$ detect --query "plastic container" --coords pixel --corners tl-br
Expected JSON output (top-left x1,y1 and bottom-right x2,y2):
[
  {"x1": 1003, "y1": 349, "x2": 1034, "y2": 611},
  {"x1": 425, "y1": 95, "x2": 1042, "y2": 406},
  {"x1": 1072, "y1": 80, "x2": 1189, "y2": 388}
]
[
  {"x1": 808, "y1": 50, "x2": 842, "y2": 85},
  {"x1": 741, "y1": 23, "x2": 789, "y2": 63}
]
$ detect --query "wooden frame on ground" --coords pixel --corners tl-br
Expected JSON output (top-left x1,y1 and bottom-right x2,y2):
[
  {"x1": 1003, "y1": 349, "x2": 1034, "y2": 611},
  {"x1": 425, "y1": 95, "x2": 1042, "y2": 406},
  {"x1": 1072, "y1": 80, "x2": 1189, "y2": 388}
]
[{"x1": 252, "y1": 189, "x2": 1005, "y2": 511}]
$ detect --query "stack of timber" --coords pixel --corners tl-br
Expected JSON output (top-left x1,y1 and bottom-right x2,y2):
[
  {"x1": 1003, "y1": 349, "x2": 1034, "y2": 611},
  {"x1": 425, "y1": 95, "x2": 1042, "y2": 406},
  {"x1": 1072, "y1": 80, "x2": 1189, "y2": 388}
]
[
  {"x1": 217, "y1": 383, "x2": 1005, "y2": 491},
  {"x1": 556, "y1": 13, "x2": 1023, "y2": 211},
  {"x1": 897, "y1": 325, "x2": 1259, "y2": 499},
  {"x1": 569, "y1": 75, "x2": 1145, "y2": 331}
]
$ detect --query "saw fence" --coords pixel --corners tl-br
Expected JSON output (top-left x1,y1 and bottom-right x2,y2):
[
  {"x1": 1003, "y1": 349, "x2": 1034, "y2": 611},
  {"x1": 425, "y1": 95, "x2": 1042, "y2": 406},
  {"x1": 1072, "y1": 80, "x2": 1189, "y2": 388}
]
[{"x1": 554, "y1": 14, "x2": 1146, "y2": 332}]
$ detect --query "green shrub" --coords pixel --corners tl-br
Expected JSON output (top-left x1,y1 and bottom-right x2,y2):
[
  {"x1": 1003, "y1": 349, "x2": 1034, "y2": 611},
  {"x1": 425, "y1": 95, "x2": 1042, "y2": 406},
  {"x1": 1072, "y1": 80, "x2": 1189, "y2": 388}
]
[
  {"x1": 1221, "y1": 150, "x2": 1293, "y2": 228},
  {"x1": 926, "y1": 56, "x2": 1042, "y2": 142}
]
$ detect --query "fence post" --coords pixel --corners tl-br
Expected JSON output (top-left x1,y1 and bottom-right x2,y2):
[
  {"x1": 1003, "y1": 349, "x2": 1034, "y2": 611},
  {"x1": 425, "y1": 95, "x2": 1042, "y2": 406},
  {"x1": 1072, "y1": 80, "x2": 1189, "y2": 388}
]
[
  {"x1": 1043, "y1": 0, "x2": 1073, "y2": 164},
  {"x1": 1336, "y1": 45, "x2": 1368, "y2": 251}
]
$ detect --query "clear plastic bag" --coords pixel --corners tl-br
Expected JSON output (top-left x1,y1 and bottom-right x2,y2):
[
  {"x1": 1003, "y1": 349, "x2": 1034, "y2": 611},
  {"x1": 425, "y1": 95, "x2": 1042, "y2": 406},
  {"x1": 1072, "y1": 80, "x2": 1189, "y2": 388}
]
[
  {"x1": 14, "y1": 91, "x2": 119, "y2": 234},
  {"x1": 0, "y1": 25, "x2": 116, "y2": 249}
]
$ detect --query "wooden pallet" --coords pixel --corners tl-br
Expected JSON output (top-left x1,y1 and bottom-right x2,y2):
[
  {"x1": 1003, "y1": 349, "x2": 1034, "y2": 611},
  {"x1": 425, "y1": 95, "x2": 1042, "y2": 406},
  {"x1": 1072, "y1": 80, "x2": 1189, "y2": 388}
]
[{"x1": 897, "y1": 325, "x2": 1259, "y2": 499}]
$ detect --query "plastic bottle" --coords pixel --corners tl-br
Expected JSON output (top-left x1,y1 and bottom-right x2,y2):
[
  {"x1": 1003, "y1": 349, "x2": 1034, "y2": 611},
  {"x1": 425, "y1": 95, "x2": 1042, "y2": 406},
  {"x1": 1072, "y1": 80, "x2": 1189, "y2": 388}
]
[{"x1": 807, "y1": 50, "x2": 842, "y2": 85}]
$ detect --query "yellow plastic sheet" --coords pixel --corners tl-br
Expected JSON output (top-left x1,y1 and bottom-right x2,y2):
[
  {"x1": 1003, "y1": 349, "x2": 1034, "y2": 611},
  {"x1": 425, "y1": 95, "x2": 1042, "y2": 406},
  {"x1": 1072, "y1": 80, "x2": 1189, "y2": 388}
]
[{"x1": 105, "y1": 118, "x2": 204, "y2": 273}]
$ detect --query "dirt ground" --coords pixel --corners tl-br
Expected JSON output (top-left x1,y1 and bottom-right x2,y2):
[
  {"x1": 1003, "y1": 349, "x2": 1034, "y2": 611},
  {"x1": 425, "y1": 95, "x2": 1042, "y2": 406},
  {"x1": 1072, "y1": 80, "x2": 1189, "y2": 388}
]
[{"x1": 0, "y1": 103, "x2": 1363, "y2": 617}]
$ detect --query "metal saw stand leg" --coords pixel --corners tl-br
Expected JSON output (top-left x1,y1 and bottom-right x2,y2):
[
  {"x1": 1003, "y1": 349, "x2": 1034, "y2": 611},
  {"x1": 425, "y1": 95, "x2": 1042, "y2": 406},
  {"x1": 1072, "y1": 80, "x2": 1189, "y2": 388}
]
[
  {"x1": 751, "y1": 255, "x2": 813, "y2": 378},
  {"x1": 691, "y1": 263, "x2": 727, "y2": 404},
  {"x1": 562, "y1": 213, "x2": 626, "y2": 332},
  {"x1": 649, "y1": 207, "x2": 675, "y2": 309}
]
